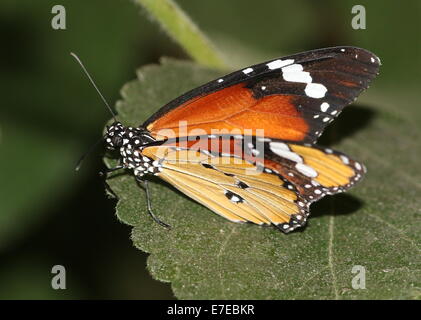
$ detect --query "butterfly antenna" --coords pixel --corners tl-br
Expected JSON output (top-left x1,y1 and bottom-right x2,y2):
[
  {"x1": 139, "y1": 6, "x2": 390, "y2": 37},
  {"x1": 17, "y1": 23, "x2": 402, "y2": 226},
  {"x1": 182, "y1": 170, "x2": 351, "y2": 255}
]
[{"x1": 70, "y1": 52, "x2": 117, "y2": 122}]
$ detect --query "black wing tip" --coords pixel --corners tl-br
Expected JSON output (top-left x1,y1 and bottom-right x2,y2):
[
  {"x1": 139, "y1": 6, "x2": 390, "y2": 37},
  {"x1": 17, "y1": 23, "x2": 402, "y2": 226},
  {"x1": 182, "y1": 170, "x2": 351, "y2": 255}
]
[
  {"x1": 311, "y1": 46, "x2": 380, "y2": 61},
  {"x1": 301, "y1": 46, "x2": 381, "y2": 72},
  {"x1": 334, "y1": 46, "x2": 382, "y2": 69}
]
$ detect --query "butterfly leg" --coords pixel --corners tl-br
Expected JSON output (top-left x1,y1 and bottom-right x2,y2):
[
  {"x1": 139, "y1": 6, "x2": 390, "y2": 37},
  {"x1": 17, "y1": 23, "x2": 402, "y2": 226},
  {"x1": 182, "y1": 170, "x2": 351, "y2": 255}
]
[
  {"x1": 136, "y1": 178, "x2": 172, "y2": 229},
  {"x1": 100, "y1": 165, "x2": 125, "y2": 199},
  {"x1": 99, "y1": 165, "x2": 125, "y2": 177}
]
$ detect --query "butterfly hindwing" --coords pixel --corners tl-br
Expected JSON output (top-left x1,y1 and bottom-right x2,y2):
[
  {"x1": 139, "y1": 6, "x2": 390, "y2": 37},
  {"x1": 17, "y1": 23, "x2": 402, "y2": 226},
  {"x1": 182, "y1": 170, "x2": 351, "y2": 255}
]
[
  {"x1": 154, "y1": 135, "x2": 366, "y2": 204},
  {"x1": 144, "y1": 46, "x2": 380, "y2": 144},
  {"x1": 138, "y1": 135, "x2": 366, "y2": 232},
  {"x1": 261, "y1": 140, "x2": 366, "y2": 203},
  {"x1": 141, "y1": 144, "x2": 308, "y2": 233}
]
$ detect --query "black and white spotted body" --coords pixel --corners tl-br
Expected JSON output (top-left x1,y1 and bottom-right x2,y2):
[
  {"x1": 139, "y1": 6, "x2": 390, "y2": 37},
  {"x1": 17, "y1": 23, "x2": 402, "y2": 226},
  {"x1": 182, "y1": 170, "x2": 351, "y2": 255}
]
[{"x1": 105, "y1": 122, "x2": 163, "y2": 177}]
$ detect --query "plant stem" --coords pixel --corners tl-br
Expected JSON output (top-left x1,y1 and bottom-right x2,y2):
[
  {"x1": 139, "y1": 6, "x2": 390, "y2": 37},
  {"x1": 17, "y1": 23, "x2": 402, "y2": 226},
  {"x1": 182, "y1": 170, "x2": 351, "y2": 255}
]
[{"x1": 134, "y1": 0, "x2": 228, "y2": 70}]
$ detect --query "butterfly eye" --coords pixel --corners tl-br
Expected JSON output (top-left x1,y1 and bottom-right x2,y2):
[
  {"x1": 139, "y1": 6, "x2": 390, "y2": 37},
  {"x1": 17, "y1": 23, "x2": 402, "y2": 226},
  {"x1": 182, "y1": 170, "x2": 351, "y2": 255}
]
[
  {"x1": 111, "y1": 135, "x2": 123, "y2": 148},
  {"x1": 105, "y1": 132, "x2": 123, "y2": 149}
]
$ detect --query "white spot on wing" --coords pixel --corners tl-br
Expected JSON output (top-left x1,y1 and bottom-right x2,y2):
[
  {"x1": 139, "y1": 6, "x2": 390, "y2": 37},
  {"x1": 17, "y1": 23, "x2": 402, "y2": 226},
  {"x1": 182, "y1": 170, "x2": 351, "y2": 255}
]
[
  {"x1": 231, "y1": 195, "x2": 241, "y2": 202},
  {"x1": 311, "y1": 180, "x2": 320, "y2": 186},
  {"x1": 242, "y1": 67, "x2": 253, "y2": 74},
  {"x1": 340, "y1": 155, "x2": 349, "y2": 164},
  {"x1": 282, "y1": 64, "x2": 312, "y2": 83},
  {"x1": 271, "y1": 148, "x2": 302, "y2": 163},
  {"x1": 266, "y1": 59, "x2": 294, "y2": 70},
  {"x1": 305, "y1": 83, "x2": 327, "y2": 98},
  {"x1": 295, "y1": 163, "x2": 318, "y2": 177},
  {"x1": 320, "y1": 102, "x2": 330, "y2": 112},
  {"x1": 269, "y1": 142, "x2": 289, "y2": 151}
]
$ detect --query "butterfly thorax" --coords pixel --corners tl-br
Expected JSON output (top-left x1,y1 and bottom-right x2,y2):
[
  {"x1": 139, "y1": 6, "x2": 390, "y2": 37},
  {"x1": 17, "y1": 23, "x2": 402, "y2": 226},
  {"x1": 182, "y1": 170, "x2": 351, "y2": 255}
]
[{"x1": 105, "y1": 122, "x2": 163, "y2": 177}]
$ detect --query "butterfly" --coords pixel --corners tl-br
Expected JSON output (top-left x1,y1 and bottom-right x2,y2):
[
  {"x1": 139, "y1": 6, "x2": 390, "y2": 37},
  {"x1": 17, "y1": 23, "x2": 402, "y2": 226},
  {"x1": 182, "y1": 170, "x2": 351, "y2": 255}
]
[{"x1": 99, "y1": 46, "x2": 380, "y2": 233}]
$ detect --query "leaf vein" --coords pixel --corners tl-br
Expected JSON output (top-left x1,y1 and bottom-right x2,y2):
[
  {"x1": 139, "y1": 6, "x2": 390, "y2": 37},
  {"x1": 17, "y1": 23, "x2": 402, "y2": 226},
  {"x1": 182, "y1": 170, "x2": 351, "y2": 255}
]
[
  {"x1": 328, "y1": 209, "x2": 339, "y2": 299},
  {"x1": 217, "y1": 225, "x2": 237, "y2": 299}
]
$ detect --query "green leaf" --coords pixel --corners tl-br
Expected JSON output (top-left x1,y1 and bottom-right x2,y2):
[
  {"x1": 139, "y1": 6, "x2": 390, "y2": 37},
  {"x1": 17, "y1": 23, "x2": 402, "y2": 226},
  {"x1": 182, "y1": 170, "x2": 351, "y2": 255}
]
[{"x1": 105, "y1": 58, "x2": 421, "y2": 299}]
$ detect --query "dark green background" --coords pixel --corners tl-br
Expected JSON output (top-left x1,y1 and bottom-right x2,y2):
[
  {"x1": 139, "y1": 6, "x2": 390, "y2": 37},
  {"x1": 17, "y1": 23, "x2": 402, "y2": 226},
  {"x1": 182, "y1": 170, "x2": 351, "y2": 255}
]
[{"x1": 0, "y1": 0, "x2": 419, "y2": 299}]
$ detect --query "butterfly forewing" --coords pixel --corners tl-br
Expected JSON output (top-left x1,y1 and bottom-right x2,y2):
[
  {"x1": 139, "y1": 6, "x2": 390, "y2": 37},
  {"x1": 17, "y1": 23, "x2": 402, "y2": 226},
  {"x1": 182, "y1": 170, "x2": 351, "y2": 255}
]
[{"x1": 144, "y1": 46, "x2": 380, "y2": 144}]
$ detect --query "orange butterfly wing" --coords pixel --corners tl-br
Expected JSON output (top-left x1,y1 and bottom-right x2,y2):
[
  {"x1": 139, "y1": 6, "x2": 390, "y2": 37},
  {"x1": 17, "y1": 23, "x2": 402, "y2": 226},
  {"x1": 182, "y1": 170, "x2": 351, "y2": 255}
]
[
  {"x1": 145, "y1": 84, "x2": 308, "y2": 142},
  {"x1": 144, "y1": 46, "x2": 380, "y2": 144}
]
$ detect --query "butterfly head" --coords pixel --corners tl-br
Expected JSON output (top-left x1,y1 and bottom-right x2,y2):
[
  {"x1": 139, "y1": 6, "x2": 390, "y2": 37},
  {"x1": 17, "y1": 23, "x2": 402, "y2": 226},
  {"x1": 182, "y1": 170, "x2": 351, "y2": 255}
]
[
  {"x1": 105, "y1": 122, "x2": 126, "y2": 150},
  {"x1": 105, "y1": 122, "x2": 157, "y2": 151}
]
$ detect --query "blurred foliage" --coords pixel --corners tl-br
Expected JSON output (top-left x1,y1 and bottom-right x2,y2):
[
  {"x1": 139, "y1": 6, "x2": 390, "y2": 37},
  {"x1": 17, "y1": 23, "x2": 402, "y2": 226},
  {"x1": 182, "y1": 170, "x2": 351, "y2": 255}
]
[
  {"x1": 134, "y1": 0, "x2": 227, "y2": 69},
  {"x1": 0, "y1": 0, "x2": 419, "y2": 299}
]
